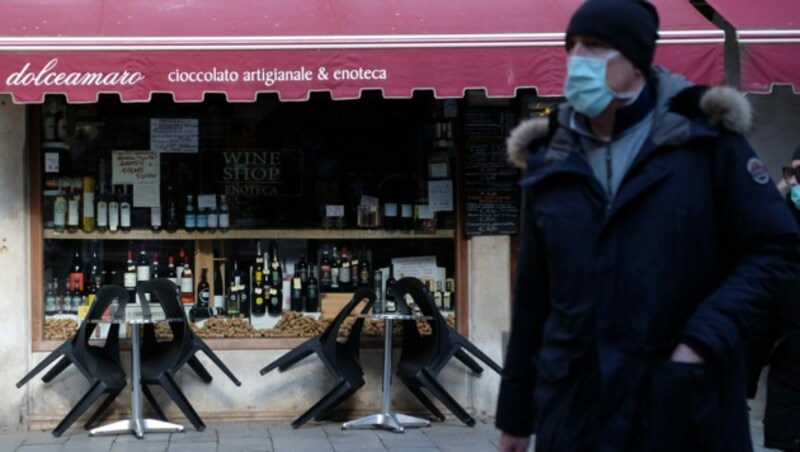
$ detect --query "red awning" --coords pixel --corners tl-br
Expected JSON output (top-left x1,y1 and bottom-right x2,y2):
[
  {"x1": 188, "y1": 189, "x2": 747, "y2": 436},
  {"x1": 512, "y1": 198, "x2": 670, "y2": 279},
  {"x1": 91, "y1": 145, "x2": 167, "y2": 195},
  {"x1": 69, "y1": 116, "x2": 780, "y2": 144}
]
[
  {"x1": 0, "y1": 0, "x2": 724, "y2": 103},
  {"x1": 706, "y1": 0, "x2": 800, "y2": 93}
]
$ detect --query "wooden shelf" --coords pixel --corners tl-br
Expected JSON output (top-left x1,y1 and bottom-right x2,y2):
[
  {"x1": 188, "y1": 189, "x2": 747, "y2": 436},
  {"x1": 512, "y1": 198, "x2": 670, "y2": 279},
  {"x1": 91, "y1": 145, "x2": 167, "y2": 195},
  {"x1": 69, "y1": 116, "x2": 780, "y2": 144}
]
[{"x1": 43, "y1": 228, "x2": 455, "y2": 241}]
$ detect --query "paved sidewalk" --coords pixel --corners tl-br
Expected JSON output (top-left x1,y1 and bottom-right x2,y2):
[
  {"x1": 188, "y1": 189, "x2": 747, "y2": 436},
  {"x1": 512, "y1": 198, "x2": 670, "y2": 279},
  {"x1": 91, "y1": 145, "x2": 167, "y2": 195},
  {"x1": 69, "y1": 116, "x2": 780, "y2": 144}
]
[
  {"x1": 0, "y1": 418, "x2": 500, "y2": 452},
  {"x1": 0, "y1": 412, "x2": 781, "y2": 452}
]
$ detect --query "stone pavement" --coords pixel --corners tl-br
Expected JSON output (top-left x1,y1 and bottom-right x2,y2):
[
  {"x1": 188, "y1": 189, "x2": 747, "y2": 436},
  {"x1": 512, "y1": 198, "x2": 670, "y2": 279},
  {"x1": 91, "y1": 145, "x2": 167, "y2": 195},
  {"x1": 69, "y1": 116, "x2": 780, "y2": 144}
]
[
  {"x1": 0, "y1": 371, "x2": 781, "y2": 452},
  {"x1": 0, "y1": 411, "x2": 781, "y2": 452}
]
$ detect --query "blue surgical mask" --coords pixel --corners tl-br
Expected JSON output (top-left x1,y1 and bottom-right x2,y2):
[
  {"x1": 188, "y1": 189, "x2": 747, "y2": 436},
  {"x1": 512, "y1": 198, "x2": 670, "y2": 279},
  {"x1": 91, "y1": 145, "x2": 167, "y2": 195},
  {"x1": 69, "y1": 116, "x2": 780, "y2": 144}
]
[
  {"x1": 791, "y1": 186, "x2": 800, "y2": 209},
  {"x1": 564, "y1": 51, "x2": 640, "y2": 118}
]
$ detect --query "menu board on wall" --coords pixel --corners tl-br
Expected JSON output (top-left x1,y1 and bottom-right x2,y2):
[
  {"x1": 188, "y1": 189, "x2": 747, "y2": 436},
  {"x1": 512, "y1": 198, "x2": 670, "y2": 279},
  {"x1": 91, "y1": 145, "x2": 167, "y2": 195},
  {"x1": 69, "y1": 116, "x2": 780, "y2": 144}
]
[{"x1": 463, "y1": 109, "x2": 520, "y2": 236}]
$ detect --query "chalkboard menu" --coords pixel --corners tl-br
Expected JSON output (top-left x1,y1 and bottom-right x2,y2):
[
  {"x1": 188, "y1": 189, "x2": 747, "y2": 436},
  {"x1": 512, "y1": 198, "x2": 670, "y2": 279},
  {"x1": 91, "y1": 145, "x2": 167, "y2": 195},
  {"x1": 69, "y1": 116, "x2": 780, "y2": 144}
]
[{"x1": 463, "y1": 109, "x2": 520, "y2": 236}]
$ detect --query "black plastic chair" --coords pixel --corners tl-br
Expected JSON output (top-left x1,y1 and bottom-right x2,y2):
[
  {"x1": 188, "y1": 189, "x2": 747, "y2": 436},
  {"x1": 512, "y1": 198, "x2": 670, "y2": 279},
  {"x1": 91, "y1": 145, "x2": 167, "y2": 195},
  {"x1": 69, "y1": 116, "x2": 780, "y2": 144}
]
[
  {"x1": 141, "y1": 280, "x2": 241, "y2": 388},
  {"x1": 17, "y1": 285, "x2": 129, "y2": 437},
  {"x1": 136, "y1": 279, "x2": 208, "y2": 431},
  {"x1": 260, "y1": 286, "x2": 377, "y2": 428},
  {"x1": 393, "y1": 277, "x2": 501, "y2": 426}
]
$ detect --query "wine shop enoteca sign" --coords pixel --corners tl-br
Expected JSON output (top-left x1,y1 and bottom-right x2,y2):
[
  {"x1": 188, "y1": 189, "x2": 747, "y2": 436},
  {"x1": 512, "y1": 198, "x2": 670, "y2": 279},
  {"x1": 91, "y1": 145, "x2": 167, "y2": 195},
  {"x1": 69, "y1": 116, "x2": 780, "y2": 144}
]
[{"x1": 203, "y1": 149, "x2": 303, "y2": 198}]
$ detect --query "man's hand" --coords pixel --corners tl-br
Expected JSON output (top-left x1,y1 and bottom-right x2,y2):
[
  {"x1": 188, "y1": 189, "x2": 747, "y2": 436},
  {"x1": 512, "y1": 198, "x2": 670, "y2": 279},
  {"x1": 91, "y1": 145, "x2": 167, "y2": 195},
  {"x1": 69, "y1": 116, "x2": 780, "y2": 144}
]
[
  {"x1": 670, "y1": 343, "x2": 705, "y2": 364},
  {"x1": 498, "y1": 432, "x2": 530, "y2": 452}
]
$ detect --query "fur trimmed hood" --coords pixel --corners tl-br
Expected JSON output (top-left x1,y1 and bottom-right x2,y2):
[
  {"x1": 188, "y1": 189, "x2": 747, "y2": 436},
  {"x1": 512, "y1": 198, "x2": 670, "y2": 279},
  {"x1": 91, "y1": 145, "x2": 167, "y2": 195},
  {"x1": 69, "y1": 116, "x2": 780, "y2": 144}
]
[{"x1": 507, "y1": 83, "x2": 753, "y2": 170}]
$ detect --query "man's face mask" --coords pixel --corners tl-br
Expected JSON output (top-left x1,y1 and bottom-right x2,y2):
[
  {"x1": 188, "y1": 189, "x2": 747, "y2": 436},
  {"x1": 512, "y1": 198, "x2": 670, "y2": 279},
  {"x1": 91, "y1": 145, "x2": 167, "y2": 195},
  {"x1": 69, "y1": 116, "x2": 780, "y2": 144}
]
[
  {"x1": 564, "y1": 50, "x2": 640, "y2": 118},
  {"x1": 790, "y1": 185, "x2": 800, "y2": 210}
]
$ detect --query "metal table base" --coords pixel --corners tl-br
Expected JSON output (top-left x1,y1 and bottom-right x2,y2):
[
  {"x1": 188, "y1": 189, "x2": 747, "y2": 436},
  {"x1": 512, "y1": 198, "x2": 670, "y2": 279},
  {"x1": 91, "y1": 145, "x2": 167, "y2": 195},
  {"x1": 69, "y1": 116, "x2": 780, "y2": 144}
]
[
  {"x1": 90, "y1": 324, "x2": 184, "y2": 438},
  {"x1": 342, "y1": 316, "x2": 431, "y2": 433}
]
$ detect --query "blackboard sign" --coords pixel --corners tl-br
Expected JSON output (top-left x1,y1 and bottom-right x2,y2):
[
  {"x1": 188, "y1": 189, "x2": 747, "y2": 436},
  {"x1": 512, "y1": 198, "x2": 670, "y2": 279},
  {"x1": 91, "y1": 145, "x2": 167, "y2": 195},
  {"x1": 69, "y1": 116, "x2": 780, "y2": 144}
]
[{"x1": 463, "y1": 109, "x2": 520, "y2": 236}]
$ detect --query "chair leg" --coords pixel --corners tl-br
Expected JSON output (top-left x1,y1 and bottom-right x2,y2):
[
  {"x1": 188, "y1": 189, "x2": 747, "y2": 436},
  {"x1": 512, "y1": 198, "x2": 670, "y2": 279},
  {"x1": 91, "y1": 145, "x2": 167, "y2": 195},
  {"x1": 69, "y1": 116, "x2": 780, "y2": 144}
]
[
  {"x1": 197, "y1": 341, "x2": 241, "y2": 386},
  {"x1": 311, "y1": 380, "x2": 364, "y2": 422},
  {"x1": 400, "y1": 379, "x2": 446, "y2": 422},
  {"x1": 186, "y1": 356, "x2": 214, "y2": 383},
  {"x1": 157, "y1": 374, "x2": 206, "y2": 431},
  {"x1": 260, "y1": 341, "x2": 316, "y2": 376},
  {"x1": 416, "y1": 371, "x2": 475, "y2": 427},
  {"x1": 142, "y1": 384, "x2": 168, "y2": 421},
  {"x1": 16, "y1": 344, "x2": 69, "y2": 388},
  {"x1": 292, "y1": 380, "x2": 352, "y2": 429},
  {"x1": 84, "y1": 387, "x2": 124, "y2": 429},
  {"x1": 41, "y1": 356, "x2": 74, "y2": 383},
  {"x1": 456, "y1": 335, "x2": 503, "y2": 374},
  {"x1": 454, "y1": 349, "x2": 484, "y2": 375},
  {"x1": 52, "y1": 382, "x2": 107, "y2": 437}
]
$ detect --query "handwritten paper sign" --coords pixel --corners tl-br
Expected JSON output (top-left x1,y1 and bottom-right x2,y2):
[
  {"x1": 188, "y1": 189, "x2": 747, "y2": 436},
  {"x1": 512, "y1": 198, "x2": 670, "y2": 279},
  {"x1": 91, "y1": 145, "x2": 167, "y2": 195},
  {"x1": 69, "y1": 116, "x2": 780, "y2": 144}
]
[
  {"x1": 111, "y1": 150, "x2": 161, "y2": 207},
  {"x1": 150, "y1": 118, "x2": 198, "y2": 153}
]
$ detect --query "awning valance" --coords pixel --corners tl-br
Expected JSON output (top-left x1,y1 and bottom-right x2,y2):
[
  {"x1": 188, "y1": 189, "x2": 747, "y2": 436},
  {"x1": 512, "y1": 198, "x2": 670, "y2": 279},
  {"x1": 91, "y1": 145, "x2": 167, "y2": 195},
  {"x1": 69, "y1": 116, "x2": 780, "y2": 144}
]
[
  {"x1": 0, "y1": 0, "x2": 724, "y2": 103},
  {"x1": 706, "y1": 0, "x2": 800, "y2": 93}
]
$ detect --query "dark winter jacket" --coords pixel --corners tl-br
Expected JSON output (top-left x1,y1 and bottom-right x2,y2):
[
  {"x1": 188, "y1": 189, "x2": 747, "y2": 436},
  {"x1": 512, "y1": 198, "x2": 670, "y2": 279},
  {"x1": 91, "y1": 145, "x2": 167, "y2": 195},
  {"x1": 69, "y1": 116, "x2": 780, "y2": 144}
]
[{"x1": 496, "y1": 67, "x2": 800, "y2": 451}]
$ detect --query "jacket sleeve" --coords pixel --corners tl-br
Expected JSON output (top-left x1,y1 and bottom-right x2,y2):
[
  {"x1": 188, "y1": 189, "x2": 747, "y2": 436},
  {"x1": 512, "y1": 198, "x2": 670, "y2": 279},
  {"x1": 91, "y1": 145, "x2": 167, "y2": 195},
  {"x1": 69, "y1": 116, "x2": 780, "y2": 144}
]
[
  {"x1": 681, "y1": 131, "x2": 800, "y2": 362},
  {"x1": 495, "y1": 186, "x2": 550, "y2": 436}
]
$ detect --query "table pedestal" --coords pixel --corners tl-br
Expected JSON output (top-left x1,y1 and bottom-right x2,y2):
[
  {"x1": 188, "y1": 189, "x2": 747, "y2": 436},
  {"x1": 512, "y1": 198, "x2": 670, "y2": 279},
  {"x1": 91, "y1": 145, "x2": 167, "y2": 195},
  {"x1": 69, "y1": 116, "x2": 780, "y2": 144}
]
[
  {"x1": 90, "y1": 324, "x2": 184, "y2": 438},
  {"x1": 342, "y1": 317, "x2": 431, "y2": 433}
]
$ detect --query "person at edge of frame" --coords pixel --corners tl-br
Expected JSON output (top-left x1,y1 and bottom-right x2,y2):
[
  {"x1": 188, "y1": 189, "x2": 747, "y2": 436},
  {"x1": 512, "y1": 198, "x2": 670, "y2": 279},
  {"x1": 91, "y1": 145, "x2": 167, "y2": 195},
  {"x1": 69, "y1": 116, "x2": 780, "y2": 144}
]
[
  {"x1": 745, "y1": 146, "x2": 800, "y2": 452},
  {"x1": 494, "y1": 0, "x2": 800, "y2": 451}
]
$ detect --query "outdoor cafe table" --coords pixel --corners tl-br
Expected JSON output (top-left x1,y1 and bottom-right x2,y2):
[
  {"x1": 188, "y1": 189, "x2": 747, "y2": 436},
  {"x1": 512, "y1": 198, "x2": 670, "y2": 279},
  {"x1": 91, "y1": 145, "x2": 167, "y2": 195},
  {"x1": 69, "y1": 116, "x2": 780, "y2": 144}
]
[
  {"x1": 88, "y1": 300, "x2": 184, "y2": 438},
  {"x1": 342, "y1": 312, "x2": 432, "y2": 433}
]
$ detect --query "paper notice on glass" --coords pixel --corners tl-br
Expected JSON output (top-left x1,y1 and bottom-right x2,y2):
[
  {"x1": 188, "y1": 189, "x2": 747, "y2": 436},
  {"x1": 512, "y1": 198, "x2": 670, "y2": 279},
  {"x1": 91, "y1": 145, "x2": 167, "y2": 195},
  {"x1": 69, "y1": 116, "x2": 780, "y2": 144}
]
[
  {"x1": 150, "y1": 118, "x2": 199, "y2": 153},
  {"x1": 133, "y1": 184, "x2": 160, "y2": 208},
  {"x1": 428, "y1": 179, "x2": 453, "y2": 212},
  {"x1": 391, "y1": 256, "x2": 438, "y2": 281}
]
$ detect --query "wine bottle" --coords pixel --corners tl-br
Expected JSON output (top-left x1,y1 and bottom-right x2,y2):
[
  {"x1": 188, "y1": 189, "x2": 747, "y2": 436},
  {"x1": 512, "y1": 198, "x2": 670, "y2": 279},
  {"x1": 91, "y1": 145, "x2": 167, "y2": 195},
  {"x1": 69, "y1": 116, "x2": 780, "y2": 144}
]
[
  {"x1": 70, "y1": 276, "x2": 83, "y2": 314},
  {"x1": 330, "y1": 246, "x2": 340, "y2": 291},
  {"x1": 319, "y1": 248, "x2": 333, "y2": 292},
  {"x1": 119, "y1": 185, "x2": 132, "y2": 232},
  {"x1": 81, "y1": 176, "x2": 95, "y2": 233},
  {"x1": 306, "y1": 265, "x2": 319, "y2": 312},
  {"x1": 150, "y1": 205, "x2": 162, "y2": 232},
  {"x1": 44, "y1": 281, "x2": 58, "y2": 315},
  {"x1": 197, "y1": 267, "x2": 210, "y2": 308},
  {"x1": 96, "y1": 186, "x2": 108, "y2": 233},
  {"x1": 444, "y1": 278, "x2": 455, "y2": 311},
  {"x1": 226, "y1": 260, "x2": 241, "y2": 317},
  {"x1": 53, "y1": 180, "x2": 67, "y2": 233},
  {"x1": 108, "y1": 186, "x2": 120, "y2": 233},
  {"x1": 136, "y1": 249, "x2": 151, "y2": 284},
  {"x1": 297, "y1": 254, "x2": 309, "y2": 284},
  {"x1": 214, "y1": 260, "x2": 226, "y2": 312},
  {"x1": 165, "y1": 185, "x2": 179, "y2": 233},
  {"x1": 166, "y1": 255, "x2": 178, "y2": 286},
  {"x1": 69, "y1": 249, "x2": 84, "y2": 295},
  {"x1": 66, "y1": 181, "x2": 80, "y2": 233},
  {"x1": 252, "y1": 242, "x2": 266, "y2": 316},
  {"x1": 184, "y1": 195, "x2": 196, "y2": 232},
  {"x1": 358, "y1": 250, "x2": 371, "y2": 286},
  {"x1": 338, "y1": 246, "x2": 351, "y2": 289},
  {"x1": 218, "y1": 195, "x2": 230, "y2": 232},
  {"x1": 434, "y1": 280, "x2": 444, "y2": 310},
  {"x1": 196, "y1": 206, "x2": 208, "y2": 233},
  {"x1": 181, "y1": 254, "x2": 194, "y2": 305},
  {"x1": 290, "y1": 274, "x2": 303, "y2": 312},
  {"x1": 349, "y1": 251, "x2": 359, "y2": 287},
  {"x1": 124, "y1": 249, "x2": 137, "y2": 301},
  {"x1": 385, "y1": 267, "x2": 396, "y2": 312},
  {"x1": 151, "y1": 253, "x2": 161, "y2": 279}
]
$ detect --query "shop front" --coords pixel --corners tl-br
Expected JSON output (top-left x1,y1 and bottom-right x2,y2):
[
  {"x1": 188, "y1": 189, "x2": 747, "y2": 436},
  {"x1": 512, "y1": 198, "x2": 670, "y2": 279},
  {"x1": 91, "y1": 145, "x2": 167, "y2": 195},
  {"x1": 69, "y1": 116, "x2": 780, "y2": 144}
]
[{"x1": 0, "y1": 0, "x2": 727, "y2": 430}]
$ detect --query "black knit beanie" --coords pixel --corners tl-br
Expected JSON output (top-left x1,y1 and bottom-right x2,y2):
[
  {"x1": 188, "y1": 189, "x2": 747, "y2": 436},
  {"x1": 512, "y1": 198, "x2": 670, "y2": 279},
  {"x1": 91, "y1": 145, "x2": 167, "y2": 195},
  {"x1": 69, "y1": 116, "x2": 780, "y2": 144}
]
[{"x1": 565, "y1": 0, "x2": 660, "y2": 73}]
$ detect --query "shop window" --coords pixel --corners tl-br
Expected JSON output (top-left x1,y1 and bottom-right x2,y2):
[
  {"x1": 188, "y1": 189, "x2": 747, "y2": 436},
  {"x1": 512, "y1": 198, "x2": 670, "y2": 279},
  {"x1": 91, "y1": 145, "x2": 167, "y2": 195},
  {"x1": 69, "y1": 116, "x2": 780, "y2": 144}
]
[{"x1": 34, "y1": 92, "x2": 462, "y2": 348}]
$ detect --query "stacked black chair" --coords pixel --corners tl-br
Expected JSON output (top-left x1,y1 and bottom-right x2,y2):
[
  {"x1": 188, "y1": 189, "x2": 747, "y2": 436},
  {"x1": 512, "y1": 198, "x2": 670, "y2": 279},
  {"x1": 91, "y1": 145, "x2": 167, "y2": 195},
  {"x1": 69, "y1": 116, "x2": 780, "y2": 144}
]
[
  {"x1": 135, "y1": 279, "x2": 210, "y2": 431},
  {"x1": 141, "y1": 279, "x2": 241, "y2": 388},
  {"x1": 260, "y1": 286, "x2": 377, "y2": 428},
  {"x1": 392, "y1": 277, "x2": 502, "y2": 426},
  {"x1": 17, "y1": 285, "x2": 129, "y2": 437}
]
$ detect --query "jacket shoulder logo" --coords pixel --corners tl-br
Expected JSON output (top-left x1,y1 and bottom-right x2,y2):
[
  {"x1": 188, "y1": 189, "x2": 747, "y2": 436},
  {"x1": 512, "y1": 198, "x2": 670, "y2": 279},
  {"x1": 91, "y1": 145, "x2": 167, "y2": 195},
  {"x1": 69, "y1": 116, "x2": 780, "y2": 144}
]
[{"x1": 746, "y1": 158, "x2": 770, "y2": 185}]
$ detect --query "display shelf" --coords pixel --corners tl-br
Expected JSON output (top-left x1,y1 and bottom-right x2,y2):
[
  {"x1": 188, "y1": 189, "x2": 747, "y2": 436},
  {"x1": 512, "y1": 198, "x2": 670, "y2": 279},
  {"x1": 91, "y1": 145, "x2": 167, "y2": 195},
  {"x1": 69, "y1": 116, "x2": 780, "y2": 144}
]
[{"x1": 43, "y1": 228, "x2": 455, "y2": 241}]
